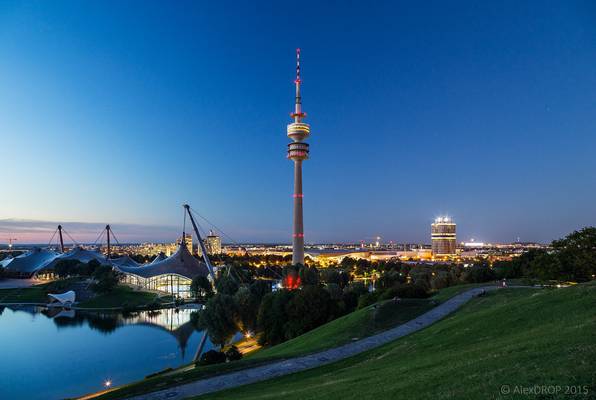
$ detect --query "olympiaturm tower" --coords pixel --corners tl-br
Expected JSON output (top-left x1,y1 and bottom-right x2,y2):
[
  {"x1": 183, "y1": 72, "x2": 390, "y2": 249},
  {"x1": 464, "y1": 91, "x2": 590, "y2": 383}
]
[{"x1": 287, "y1": 48, "x2": 310, "y2": 265}]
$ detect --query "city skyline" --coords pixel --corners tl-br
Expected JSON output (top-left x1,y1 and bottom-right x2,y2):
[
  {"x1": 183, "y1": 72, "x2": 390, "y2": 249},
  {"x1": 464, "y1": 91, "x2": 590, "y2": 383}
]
[{"x1": 2, "y1": 1, "x2": 596, "y2": 244}]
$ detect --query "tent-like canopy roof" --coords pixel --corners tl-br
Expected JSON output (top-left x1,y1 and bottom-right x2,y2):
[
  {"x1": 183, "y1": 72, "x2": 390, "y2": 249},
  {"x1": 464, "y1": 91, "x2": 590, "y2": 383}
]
[
  {"x1": 1, "y1": 256, "x2": 14, "y2": 268},
  {"x1": 3, "y1": 247, "x2": 60, "y2": 274},
  {"x1": 57, "y1": 246, "x2": 107, "y2": 264},
  {"x1": 48, "y1": 290, "x2": 76, "y2": 305},
  {"x1": 110, "y1": 255, "x2": 140, "y2": 268},
  {"x1": 116, "y1": 244, "x2": 209, "y2": 280},
  {"x1": 42, "y1": 246, "x2": 107, "y2": 272},
  {"x1": 150, "y1": 252, "x2": 167, "y2": 264}
]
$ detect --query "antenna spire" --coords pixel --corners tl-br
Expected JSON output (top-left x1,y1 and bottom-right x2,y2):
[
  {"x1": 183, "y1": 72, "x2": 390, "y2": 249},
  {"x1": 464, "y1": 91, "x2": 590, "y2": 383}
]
[
  {"x1": 295, "y1": 48, "x2": 301, "y2": 83},
  {"x1": 293, "y1": 48, "x2": 304, "y2": 122}
]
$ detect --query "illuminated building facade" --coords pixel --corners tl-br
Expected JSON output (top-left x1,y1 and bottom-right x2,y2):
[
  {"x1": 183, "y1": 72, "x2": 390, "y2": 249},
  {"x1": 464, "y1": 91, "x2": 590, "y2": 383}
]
[
  {"x1": 205, "y1": 231, "x2": 221, "y2": 255},
  {"x1": 431, "y1": 217, "x2": 457, "y2": 257},
  {"x1": 287, "y1": 48, "x2": 310, "y2": 266}
]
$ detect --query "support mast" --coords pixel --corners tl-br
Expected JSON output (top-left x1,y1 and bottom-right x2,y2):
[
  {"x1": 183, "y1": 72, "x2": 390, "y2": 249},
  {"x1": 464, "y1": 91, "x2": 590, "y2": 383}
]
[
  {"x1": 57, "y1": 225, "x2": 65, "y2": 253},
  {"x1": 183, "y1": 204, "x2": 216, "y2": 281},
  {"x1": 106, "y1": 224, "x2": 111, "y2": 259}
]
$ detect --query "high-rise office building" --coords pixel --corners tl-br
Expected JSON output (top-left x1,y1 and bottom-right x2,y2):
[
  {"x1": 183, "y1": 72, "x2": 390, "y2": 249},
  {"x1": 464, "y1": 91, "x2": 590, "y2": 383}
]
[
  {"x1": 287, "y1": 48, "x2": 310, "y2": 266},
  {"x1": 205, "y1": 230, "x2": 221, "y2": 255},
  {"x1": 431, "y1": 217, "x2": 456, "y2": 257}
]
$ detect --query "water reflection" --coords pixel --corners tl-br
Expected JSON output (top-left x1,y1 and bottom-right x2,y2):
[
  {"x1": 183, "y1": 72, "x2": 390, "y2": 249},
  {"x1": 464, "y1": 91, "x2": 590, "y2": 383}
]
[
  {"x1": 38, "y1": 306, "x2": 201, "y2": 354},
  {"x1": 0, "y1": 305, "x2": 212, "y2": 400}
]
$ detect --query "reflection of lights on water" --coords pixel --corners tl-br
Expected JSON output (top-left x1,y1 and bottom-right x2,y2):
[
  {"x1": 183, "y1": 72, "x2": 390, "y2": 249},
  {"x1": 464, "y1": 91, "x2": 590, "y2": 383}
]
[{"x1": 104, "y1": 380, "x2": 112, "y2": 388}]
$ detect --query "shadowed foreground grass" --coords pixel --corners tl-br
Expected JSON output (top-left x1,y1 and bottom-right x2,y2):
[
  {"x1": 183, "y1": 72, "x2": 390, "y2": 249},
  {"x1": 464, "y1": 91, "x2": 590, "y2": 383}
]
[{"x1": 198, "y1": 284, "x2": 595, "y2": 400}]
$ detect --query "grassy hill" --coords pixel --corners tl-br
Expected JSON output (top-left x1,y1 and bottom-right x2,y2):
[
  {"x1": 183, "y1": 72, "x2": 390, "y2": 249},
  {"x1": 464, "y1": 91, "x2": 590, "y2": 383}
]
[
  {"x1": 199, "y1": 283, "x2": 595, "y2": 400},
  {"x1": 97, "y1": 288, "x2": 454, "y2": 399},
  {"x1": 249, "y1": 298, "x2": 434, "y2": 360}
]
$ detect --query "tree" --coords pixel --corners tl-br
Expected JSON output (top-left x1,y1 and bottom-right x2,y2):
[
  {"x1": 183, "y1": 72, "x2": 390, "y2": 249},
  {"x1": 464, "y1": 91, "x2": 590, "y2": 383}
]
[
  {"x1": 234, "y1": 286, "x2": 256, "y2": 333},
  {"x1": 548, "y1": 227, "x2": 596, "y2": 282},
  {"x1": 321, "y1": 269, "x2": 350, "y2": 289},
  {"x1": 234, "y1": 280, "x2": 272, "y2": 334},
  {"x1": 461, "y1": 265, "x2": 496, "y2": 283},
  {"x1": 299, "y1": 265, "x2": 319, "y2": 286},
  {"x1": 92, "y1": 265, "x2": 119, "y2": 293},
  {"x1": 257, "y1": 289, "x2": 295, "y2": 346},
  {"x1": 430, "y1": 270, "x2": 451, "y2": 290},
  {"x1": 199, "y1": 294, "x2": 239, "y2": 347},
  {"x1": 215, "y1": 274, "x2": 240, "y2": 296},
  {"x1": 190, "y1": 276, "x2": 213, "y2": 299},
  {"x1": 53, "y1": 259, "x2": 80, "y2": 278},
  {"x1": 284, "y1": 285, "x2": 334, "y2": 339}
]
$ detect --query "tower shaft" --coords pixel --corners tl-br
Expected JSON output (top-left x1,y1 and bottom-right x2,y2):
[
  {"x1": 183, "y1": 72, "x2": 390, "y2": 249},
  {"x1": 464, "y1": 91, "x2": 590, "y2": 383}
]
[{"x1": 292, "y1": 160, "x2": 304, "y2": 264}]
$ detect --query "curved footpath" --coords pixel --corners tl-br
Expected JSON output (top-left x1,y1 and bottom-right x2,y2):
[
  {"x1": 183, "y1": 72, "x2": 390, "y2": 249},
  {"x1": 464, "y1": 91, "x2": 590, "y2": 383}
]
[{"x1": 126, "y1": 286, "x2": 506, "y2": 400}]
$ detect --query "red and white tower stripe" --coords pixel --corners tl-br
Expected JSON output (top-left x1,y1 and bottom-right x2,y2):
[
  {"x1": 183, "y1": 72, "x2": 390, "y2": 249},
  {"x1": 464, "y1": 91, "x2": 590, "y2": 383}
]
[{"x1": 287, "y1": 48, "x2": 310, "y2": 265}]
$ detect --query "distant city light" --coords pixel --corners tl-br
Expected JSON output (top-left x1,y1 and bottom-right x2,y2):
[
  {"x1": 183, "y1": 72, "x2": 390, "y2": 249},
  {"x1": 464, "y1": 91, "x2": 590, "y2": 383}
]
[{"x1": 104, "y1": 380, "x2": 112, "y2": 388}]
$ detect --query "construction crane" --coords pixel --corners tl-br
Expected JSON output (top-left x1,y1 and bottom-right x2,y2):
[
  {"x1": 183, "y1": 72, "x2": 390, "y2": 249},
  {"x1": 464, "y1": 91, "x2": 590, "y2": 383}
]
[{"x1": 6, "y1": 237, "x2": 17, "y2": 249}]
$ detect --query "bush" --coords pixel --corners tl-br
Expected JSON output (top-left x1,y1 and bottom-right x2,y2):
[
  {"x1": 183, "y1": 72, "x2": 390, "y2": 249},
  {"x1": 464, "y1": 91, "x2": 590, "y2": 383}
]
[
  {"x1": 198, "y1": 350, "x2": 226, "y2": 365},
  {"x1": 225, "y1": 345, "x2": 242, "y2": 361}
]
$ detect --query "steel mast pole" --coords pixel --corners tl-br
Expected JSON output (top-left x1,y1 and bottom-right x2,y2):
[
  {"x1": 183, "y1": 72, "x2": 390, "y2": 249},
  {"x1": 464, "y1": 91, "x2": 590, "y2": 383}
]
[
  {"x1": 183, "y1": 204, "x2": 216, "y2": 281},
  {"x1": 57, "y1": 225, "x2": 65, "y2": 253}
]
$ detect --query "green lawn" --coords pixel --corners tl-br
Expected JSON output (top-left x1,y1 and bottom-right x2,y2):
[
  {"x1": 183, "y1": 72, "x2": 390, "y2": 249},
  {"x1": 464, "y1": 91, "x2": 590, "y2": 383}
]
[
  {"x1": 0, "y1": 282, "x2": 171, "y2": 309},
  {"x1": 98, "y1": 291, "x2": 451, "y2": 399},
  {"x1": 0, "y1": 286, "x2": 48, "y2": 303},
  {"x1": 76, "y1": 286, "x2": 170, "y2": 309},
  {"x1": 199, "y1": 284, "x2": 595, "y2": 400}
]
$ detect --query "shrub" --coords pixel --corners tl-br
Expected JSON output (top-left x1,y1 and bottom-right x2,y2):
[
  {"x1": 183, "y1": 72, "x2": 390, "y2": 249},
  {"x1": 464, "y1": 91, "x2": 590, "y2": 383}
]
[
  {"x1": 198, "y1": 350, "x2": 226, "y2": 365},
  {"x1": 225, "y1": 345, "x2": 242, "y2": 361}
]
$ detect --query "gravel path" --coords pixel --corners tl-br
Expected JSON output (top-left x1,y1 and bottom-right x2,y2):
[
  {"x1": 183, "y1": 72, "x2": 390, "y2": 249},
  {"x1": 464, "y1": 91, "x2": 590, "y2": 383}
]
[{"x1": 128, "y1": 286, "x2": 498, "y2": 400}]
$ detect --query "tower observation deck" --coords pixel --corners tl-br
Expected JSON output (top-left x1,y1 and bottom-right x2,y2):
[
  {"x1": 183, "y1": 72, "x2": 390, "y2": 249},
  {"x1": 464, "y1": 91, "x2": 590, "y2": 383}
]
[{"x1": 287, "y1": 48, "x2": 310, "y2": 265}]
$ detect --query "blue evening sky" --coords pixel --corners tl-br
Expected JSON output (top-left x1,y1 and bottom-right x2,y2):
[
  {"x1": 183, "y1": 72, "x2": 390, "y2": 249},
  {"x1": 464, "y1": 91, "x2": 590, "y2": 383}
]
[{"x1": 1, "y1": 1, "x2": 595, "y2": 244}]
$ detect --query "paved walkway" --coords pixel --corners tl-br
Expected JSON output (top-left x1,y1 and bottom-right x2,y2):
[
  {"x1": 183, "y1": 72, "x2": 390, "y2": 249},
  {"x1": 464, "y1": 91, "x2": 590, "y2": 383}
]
[{"x1": 128, "y1": 286, "x2": 498, "y2": 400}]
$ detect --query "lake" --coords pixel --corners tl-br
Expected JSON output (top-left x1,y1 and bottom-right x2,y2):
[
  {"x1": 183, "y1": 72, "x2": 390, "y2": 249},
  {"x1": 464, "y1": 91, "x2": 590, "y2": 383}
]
[{"x1": 0, "y1": 305, "x2": 223, "y2": 400}]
